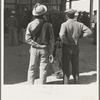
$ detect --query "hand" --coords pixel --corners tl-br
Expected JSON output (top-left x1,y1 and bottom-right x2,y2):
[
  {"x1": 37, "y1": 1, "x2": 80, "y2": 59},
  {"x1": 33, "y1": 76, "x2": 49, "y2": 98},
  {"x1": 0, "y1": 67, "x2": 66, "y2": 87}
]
[
  {"x1": 49, "y1": 55, "x2": 54, "y2": 63},
  {"x1": 40, "y1": 45, "x2": 48, "y2": 49}
]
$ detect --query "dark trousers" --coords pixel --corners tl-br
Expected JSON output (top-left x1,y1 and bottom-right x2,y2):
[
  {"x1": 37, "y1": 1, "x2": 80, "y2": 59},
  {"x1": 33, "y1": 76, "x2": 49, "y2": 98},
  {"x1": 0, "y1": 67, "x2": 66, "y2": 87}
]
[
  {"x1": 61, "y1": 44, "x2": 79, "y2": 84},
  {"x1": 8, "y1": 27, "x2": 18, "y2": 46}
]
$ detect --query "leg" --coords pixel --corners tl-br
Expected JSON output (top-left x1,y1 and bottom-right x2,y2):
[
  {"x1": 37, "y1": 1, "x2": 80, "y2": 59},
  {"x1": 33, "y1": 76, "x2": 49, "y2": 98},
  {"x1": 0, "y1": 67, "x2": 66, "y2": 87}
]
[
  {"x1": 22, "y1": 28, "x2": 26, "y2": 43},
  {"x1": 71, "y1": 54, "x2": 79, "y2": 84},
  {"x1": 19, "y1": 28, "x2": 23, "y2": 42},
  {"x1": 62, "y1": 45, "x2": 71, "y2": 84},
  {"x1": 39, "y1": 49, "x2": 49, "y2": 84},
  {"x1": 13, "y1": 28, "x2": 18, "y2": 46},
  {"x1": 8, "y1": 28, "x2": 12, "y2": 45},
  {"x1": 62, "y1": 55, "x2": 70, "y2": 84},
  {"x1": 27, "y1": 47, "x2": 39, "y2": 84}
]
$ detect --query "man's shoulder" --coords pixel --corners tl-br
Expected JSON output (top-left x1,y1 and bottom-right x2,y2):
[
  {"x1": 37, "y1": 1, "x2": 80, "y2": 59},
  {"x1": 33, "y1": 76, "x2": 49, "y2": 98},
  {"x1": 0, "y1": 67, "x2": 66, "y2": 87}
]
[
  {"x1": 28, "y1": 19, "x2": 39, "y2": 26},
  {"x1": 76, "y1": 21, "x2": 85, "y2": 28},
  {"x1": 61, "y1": 21, "x2": 68, "y2": 26},
  {"x1": 61, "y1": 20, "x2": 84, "y2": 28},
  {"x1": 28, "y1": 21, "x2": 33, "y2": 25},
  {"x1": 76, "y1": 21, "x2": 83, "y2": 25},
  {"x1": 69, "y1": 20, "x2": 84, "y2": 26}
]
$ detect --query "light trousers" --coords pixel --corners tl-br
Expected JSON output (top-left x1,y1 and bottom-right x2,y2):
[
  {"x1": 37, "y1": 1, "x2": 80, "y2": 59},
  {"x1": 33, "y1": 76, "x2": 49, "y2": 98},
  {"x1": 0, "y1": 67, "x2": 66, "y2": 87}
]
[{"x1": 27, "y1": 46, "x2": 49, "y2": 84}]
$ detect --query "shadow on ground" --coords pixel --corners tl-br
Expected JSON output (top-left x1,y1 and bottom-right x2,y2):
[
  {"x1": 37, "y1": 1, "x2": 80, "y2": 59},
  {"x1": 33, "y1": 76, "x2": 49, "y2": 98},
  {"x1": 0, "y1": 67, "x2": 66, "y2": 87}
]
[
  {"x1": 46, "y1": 73, "x2": 96, "y2": 85},
  {"x1": 4, "y1": 34, "x2": 97, "y2": 85}
]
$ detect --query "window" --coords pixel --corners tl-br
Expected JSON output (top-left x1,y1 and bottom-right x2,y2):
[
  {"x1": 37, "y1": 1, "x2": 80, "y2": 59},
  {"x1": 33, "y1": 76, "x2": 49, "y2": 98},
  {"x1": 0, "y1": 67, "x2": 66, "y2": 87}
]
[{"x1": 5, "y1": 0, "x2": 15, "y2": 3}]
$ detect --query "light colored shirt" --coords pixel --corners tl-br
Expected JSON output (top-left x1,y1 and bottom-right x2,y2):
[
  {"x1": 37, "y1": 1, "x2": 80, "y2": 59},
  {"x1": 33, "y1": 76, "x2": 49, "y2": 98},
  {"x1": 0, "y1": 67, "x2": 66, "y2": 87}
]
[
  {"x1": 25, "y1": 18, "x2": 55, "y2": 54},
  {"x1": 59, "y1": 19, "x2": 92, "y2": 45}
]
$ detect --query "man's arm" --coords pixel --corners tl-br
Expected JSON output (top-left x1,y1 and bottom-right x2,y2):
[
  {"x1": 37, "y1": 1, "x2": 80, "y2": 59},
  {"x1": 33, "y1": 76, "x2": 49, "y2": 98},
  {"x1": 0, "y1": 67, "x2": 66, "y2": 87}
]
[
  {"x1": 59, "y1": 23, "x2": 69, "y2": 45},
  {"x1": 81, "y1": 24, "x2": 92, "y2": 37},
  {"x1": 25, "y1": 23, "x2": 47, "y2": 49}
]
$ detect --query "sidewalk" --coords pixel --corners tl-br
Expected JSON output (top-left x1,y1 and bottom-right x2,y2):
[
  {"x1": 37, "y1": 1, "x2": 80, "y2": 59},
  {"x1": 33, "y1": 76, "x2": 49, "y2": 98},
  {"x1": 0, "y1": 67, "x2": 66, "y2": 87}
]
[{"x1": 4, "y1": 33, "x2": 97, "y2": 85}]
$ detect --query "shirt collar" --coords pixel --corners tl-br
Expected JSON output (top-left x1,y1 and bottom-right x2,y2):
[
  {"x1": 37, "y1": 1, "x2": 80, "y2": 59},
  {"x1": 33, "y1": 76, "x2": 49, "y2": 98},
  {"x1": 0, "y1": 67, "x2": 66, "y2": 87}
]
[
  {"x1": 35, "y1": 18, "x2": 45, "y2": 23},
  {"x1": 67, "y1": 19, "x2": 76, "y2": 22}
]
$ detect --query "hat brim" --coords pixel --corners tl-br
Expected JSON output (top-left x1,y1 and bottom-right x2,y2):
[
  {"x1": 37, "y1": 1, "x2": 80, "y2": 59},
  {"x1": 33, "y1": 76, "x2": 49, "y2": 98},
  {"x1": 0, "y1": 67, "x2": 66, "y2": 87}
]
[
  {"x1": 32, "y1": 5, "x2": 47, "y2": 16},
  {"x1": 65, "y1": 9, "x2": 76, "y2": 14}
]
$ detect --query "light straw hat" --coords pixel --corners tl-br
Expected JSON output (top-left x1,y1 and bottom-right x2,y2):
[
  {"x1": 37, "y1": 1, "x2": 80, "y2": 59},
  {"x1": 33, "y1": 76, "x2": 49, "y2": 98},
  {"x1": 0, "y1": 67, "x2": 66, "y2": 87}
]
[{"x1": 32, "y1": 3, "x2": 47, "y2": 16}]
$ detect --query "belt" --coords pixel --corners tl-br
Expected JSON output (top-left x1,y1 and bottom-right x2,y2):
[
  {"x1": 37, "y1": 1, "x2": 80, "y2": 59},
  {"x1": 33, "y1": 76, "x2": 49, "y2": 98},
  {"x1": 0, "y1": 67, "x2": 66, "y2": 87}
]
[{"x1": 32, "y1": 45, "x2": 49, "y2": 49}]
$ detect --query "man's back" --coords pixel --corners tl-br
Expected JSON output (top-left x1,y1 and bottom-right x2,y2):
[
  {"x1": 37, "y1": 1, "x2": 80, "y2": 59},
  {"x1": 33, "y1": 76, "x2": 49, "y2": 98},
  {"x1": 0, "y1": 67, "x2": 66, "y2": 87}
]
[
  {"x1": 60, "y1": 19, "x2": 92, "y2": 45},
  {"x1": 26, "y1": 18, "x2": 54, "y2": 45}
]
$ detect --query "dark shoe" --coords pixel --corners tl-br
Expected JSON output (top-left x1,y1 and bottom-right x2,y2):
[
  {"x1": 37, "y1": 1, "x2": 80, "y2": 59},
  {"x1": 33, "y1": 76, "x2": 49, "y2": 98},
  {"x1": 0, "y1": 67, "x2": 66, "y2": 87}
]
[
  {"x1": 63, "y1": 75, "x2": 69, "y2": 84},
  {"x1": 74, "y1": 75, "x2": 80, "y2": 84}
]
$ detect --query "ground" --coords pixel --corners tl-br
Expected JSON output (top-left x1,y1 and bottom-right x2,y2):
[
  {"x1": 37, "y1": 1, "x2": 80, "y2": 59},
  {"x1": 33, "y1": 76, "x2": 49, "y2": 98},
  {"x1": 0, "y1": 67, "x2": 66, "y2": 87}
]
[{"x1": 4, "y1": 33, "x2": 97, "y2": 85}]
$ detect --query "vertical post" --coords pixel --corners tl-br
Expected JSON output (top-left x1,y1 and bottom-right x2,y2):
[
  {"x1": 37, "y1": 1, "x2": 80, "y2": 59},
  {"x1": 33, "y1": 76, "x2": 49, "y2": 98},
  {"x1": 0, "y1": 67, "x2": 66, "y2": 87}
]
[
  {"x1": 30, "y1": 0, "x2": 32, "y2": 11},
  {"x1": 15, "y1": 0, "x2": 17, "y2": 9},
  {"x1": 61, "y1": 0, "x2": 67, "y2": 11},
  {"x1": 90, "y1": 0, "x2": 93, "y2": 30},
  {"x1": 39, "y1": 0, "x2": 43, "y2": 3},
  {"x1": 69, "y1": 0, "x2": 72, "y2": 9},
  {"x1": 5, "y1": 0, "x2": 6, "y2": 3},
  {"x1": 66, "y1": 0, "x2": 67, "y2": 9}
]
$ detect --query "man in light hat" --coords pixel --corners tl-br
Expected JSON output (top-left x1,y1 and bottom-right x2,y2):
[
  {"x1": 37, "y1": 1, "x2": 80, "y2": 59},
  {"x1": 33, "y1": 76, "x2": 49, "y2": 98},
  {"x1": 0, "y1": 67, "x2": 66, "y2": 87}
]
[
  {"x1": 25, "y1": 3, "x2": 55, "y2": 84},
  {"x1": 59, "y1": 9, "x2": 92, "y2": 84}
]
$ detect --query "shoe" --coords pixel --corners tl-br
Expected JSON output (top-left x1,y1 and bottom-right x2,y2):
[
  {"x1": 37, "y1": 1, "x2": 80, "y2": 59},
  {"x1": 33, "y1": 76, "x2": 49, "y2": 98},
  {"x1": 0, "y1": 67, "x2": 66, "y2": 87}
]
[
  {"x1": 63, "y1": 75, "x2": 69, "y2": 84},
  {"x1": 74, "y1": 75, "x2": 80, "y2": 84}
]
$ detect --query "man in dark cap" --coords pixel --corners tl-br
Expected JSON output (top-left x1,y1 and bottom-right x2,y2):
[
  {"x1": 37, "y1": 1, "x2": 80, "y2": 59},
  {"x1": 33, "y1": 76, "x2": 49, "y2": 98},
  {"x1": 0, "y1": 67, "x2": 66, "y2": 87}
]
[
  {"x1": 20, "y1": 8, "x2": 30, "y2": 43},
  {"x1": 6, "y1": 10, "x2": 18, "y2": 46},
  {"x1": 59, "y1": 9, "x2": 92, "y2": 84},
  {"x1": 25, "y1": 3, "x2": 55, "y2": 84}
]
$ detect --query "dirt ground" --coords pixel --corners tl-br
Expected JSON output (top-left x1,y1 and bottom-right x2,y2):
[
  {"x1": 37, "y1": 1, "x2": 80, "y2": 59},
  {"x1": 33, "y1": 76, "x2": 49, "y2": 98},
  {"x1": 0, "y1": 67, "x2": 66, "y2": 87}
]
[{"x1": 4, "y1": 33, "x2": 97, "y2": 84}]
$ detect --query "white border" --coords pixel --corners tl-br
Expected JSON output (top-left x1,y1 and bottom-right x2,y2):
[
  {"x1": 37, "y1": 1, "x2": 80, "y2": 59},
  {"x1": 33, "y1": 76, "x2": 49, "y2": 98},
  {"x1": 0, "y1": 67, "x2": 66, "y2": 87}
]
[
  {"x1": 97, "y1": 0, "x2": 99, "y2": 98},
  {"x1": 1, "y1": 0, "x2": 4, "y2": 98},
  {"x1": 1, "y1": 0, "x2": 99, "y2": 100}
]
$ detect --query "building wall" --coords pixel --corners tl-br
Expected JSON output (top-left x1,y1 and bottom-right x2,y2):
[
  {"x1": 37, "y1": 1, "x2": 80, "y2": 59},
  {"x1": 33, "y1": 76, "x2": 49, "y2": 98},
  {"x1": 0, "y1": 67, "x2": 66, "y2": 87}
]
[{"x1": 4, "y1": 0, "x2": 62, "y2": 11}]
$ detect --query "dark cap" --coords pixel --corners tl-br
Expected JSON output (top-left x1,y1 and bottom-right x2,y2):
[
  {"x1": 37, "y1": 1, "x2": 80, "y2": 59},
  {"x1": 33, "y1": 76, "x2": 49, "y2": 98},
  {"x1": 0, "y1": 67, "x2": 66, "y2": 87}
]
[
  {"x1": 65, "y1": 9, "x2": 76, "y2": 14},
  {"x1": 94, "y1": 10, "x2": 97, "y2": 13}
]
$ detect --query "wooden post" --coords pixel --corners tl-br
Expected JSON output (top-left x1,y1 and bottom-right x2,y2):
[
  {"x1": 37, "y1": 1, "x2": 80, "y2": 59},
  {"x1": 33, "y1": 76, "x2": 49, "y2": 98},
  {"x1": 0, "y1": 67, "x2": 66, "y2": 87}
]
[
  {"x1": 30, "y1": 0, "x2": 32, "y2": 11},
  {"x1": 69, "y1": 0, "x2": 72, "y2": 9},
  {"x1": 39, "y1": 0, "x2": 43, "y2": 3},
  {"x1": 15, "y1": 0, "x2": 17, "y2": 9},
  {"x1": 5, "y1": 0, "x2": 6, "y2": 3},
  {"x1": 90, "y1": 0, "x2": 93, "y2": 30},
  {"x1": 61, "y1": 0, "x2": 67, "y2": 11}
]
